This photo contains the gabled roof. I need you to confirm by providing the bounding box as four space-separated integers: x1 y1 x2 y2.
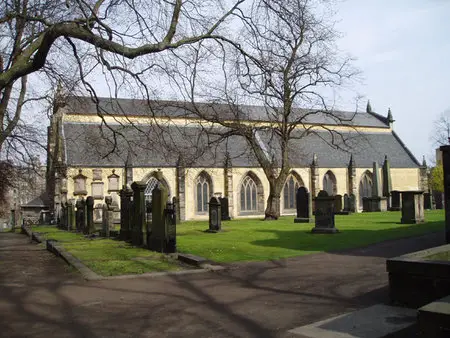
21 193 50 208
62 122 419 168
62 96 390 128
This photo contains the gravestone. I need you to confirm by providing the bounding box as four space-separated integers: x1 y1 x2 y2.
119 187 133 241
75 197 86 232
131 181 147 246
441 145 450 243
424 193 432 210
365 162 388 212
294 187 311 223
390 191 402 211
66 200 74 230
148 185 176 253
85 196 95 234
311 190 338 234
219 197 231 221
172 196 181 224
343 194 350 212
102 196 114 237
207 196 222 232
334 195 343 213
349 194 356 213
401 191 425 224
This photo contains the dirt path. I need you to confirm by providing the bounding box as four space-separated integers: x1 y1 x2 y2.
0 230 444 338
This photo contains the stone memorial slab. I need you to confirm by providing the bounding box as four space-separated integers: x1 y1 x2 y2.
207 196 222 232
294 187 311 223
219 197 231 221
311 190 338 234
390 191 401 211
400 191 425 224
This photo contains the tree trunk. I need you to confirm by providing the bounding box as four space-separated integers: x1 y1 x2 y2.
265 182 283 220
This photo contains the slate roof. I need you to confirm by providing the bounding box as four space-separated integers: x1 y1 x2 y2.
21 193 50 208
63 96 390 128
63 122 420 168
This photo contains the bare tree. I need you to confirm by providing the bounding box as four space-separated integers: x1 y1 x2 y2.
0 0 246 154
431 109 450 148
179 0 358 219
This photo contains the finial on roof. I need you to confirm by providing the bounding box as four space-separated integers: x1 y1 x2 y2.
366 100 372 113
125 150 133 167
312 153 318 166
387 108 394 123
422 155 427 167
348 154 355 167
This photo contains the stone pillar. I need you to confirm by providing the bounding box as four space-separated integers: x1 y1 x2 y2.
310 154 319 211
125 151 133 188
131 181 147 246
102 196 114 237
347 154 357 195
382 155 393 208
224 153 234 218
440 145 450 243
419 156 429 193
85 196 95 234
176 159 186 222
66 201 73 230
119 187 133 241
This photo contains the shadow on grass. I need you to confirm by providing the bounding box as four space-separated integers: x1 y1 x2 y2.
250 220 446 259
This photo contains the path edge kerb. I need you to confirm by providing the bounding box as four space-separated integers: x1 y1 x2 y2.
45 239 225 281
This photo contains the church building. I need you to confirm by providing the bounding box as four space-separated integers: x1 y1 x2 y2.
46 95 426 221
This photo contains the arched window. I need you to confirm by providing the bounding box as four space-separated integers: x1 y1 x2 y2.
323 171 337 196
359 171 373 207
283 175 300 209
195 173 211 213
240 176 258 211
144 175 170 202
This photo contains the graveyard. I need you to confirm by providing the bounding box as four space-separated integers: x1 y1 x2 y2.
31 209 445 277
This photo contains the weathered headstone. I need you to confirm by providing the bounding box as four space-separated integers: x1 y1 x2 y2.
390 191 402 211
219 197 231 221
294 187 311 223
334 195 343 213
343 194 350 212
441 145 450 243
364 162 388 212
423 193 432 210
66 200 73 230
101 196 114 237
311 190 338 234
119 187 133 241
148 184 176 253
349 193 356 213
382 155 393 198
85 196 95 234
75 197 86 232
401 191 425 224
207 196 222 232
172 196 181 224
131 181 147 246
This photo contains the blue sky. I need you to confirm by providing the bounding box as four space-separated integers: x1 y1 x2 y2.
335 0 450 163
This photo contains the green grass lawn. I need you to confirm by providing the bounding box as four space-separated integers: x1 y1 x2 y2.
33 210 445 275
33 227 183 276
176 210 445 263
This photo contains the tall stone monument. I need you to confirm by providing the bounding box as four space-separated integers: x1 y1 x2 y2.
400 191 425 224
365 162 388 212
207 196 222 232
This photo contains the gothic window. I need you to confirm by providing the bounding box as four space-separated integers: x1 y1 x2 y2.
144 175 170 202
145 177 159 202
196 174 211 213
283 175 300 209
240 176 258 211
323 171 337 196
359 171 373 206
